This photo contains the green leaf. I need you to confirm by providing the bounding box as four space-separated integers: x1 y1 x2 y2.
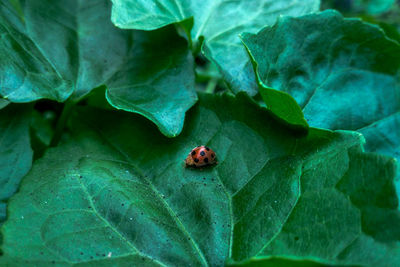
0 0 72 102
111 0 320 95
2 93 398 265
1 0 196 137
261 149 400 265
359 112 400 197
105 27 197 137
241 32 308 129
258 87 308 130
0 104 33 222
8 0 132 100
241 10 400 198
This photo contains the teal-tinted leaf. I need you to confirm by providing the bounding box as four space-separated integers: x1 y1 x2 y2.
261 148 400 266
111 0 320 95
0 0 72 102
359 113 400 197
0 93 299 265
105 27 197 137
8 0 133 100
1 0 196 136
2 93 398 265
242 10 400 129
241 10 400 196
242 39 308 129
258 87 308 130
0 104 33 222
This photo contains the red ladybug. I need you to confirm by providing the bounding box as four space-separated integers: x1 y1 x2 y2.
185 146 217 167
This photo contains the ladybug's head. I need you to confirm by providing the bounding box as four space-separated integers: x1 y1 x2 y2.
185 154 195 166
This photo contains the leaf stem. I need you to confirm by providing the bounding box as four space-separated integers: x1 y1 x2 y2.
50 99 76 147
205 77 219 94
185 29 193 51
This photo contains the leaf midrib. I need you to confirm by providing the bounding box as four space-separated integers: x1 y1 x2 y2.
74 171 168 267
88 125 210 266
356 110 400 132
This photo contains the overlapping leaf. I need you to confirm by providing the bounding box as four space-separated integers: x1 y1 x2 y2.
260 149 400 266
0 1 72 102
241 10 400 196
0 104 32 223
0 0 196 137
1 93 398 266
111 0 320 95
105 28 197 137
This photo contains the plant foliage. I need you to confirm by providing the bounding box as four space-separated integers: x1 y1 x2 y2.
0 0 399 266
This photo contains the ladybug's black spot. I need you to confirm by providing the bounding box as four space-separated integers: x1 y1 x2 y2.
200 151 205 156
205 147 210 151
191 151 196 156
204 157 209 163
194 158 199 163
211 153 215 158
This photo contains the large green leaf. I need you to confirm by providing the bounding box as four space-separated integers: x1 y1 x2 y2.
0 0 72 102
0 0 196 137
241 10 400 197
0 104 33 223
111 0 320 95
261 149 400 266
1 93 398 265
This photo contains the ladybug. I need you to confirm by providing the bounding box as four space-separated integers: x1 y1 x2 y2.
185 146 217 167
